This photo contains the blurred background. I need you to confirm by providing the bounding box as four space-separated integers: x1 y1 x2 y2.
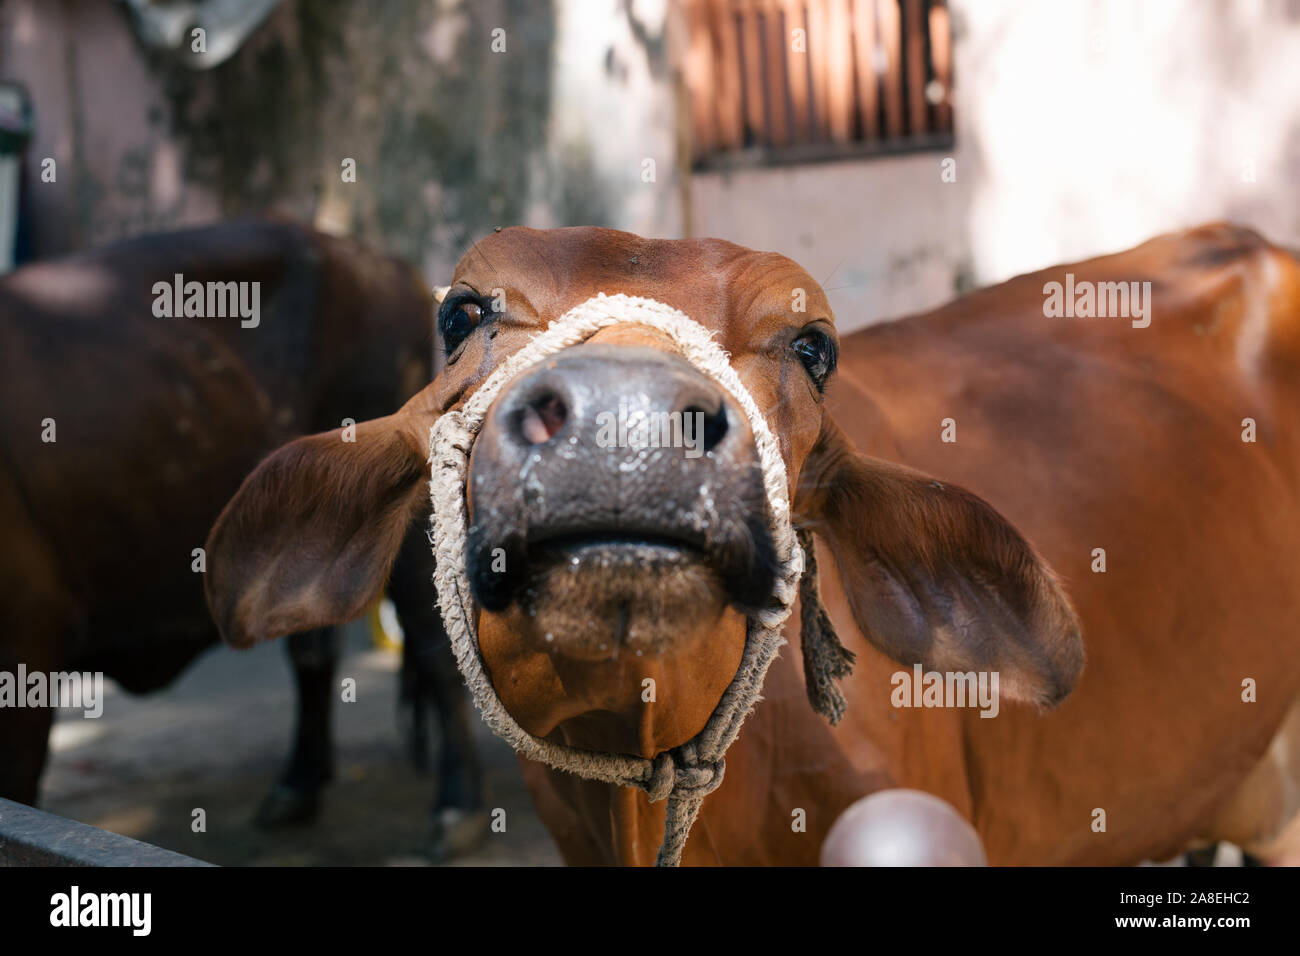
3 0 1297 325
0 0 1296 865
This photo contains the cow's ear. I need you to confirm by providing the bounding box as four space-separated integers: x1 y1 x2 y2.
794 417 1084 707
205 393 437 648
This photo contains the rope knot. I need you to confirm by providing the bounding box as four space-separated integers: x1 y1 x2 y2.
644 751 726 803
645 752 676 802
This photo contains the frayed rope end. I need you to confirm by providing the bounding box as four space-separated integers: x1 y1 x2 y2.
796 527 856 725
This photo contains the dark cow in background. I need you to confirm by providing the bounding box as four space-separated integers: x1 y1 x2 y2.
0 221 484 858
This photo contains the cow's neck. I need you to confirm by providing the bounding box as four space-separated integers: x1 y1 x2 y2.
530 649 918 865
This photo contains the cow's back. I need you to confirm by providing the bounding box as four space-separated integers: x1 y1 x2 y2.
825 223 1300 863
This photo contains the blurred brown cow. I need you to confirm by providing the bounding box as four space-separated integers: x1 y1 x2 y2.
0 221 484 858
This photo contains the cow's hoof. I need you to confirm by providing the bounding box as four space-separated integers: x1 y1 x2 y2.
424 807 491 862
254 784 322 828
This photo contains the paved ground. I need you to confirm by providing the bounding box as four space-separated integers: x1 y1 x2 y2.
39 625 563 866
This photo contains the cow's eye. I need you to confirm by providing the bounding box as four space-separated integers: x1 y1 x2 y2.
792 329 837 390
439 298 484 354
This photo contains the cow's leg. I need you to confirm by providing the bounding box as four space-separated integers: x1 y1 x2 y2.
0 477 69 805
388 520 489 861
419 629 490 860
255 626 339 827
1246 696 1300 865
399 630 432 772
0 611 59 805
0 695 55 806
1200 693 1300 865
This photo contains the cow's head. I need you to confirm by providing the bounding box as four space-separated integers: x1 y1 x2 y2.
205 227 1082 760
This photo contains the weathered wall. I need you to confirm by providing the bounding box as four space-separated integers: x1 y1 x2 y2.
0 0 683 282
158 0 558 278
1 0 220 255
0 0 560 279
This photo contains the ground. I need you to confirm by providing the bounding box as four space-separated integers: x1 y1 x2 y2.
39 624 562 866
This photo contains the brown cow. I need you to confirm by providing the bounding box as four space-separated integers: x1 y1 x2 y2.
204 222 1300 865
0 221 485 857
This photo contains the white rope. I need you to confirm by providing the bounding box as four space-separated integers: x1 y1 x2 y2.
427 293 804 866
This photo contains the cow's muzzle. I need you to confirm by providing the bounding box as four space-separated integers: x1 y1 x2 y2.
465 343 776 657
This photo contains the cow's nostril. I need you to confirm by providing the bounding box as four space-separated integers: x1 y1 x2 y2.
517 392 568 445
685 403 729 452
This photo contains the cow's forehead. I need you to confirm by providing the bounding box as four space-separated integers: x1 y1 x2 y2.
450 226 833 330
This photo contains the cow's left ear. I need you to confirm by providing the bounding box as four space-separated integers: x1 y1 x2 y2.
204 389 438 649
794 417 1084 707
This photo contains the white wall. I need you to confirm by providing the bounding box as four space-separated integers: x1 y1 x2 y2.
529 0 683 238
691 154 968 331
958 0 1300 283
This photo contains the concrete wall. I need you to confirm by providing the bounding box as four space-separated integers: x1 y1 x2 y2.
0 0 222 255
691 153 971 333
690 0 1300 332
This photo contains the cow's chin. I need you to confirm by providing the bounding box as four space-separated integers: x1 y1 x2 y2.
517 540 729 661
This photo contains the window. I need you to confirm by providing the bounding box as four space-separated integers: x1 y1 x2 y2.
683 0 954 168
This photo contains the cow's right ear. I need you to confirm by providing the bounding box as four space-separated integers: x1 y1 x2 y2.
794 416 1084 708
204 393 437 648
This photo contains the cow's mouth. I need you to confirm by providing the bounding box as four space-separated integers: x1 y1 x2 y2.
467 509 775 660
524 534 725 659
529 530 708 561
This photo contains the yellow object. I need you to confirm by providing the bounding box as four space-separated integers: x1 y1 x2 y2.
367 596 404 652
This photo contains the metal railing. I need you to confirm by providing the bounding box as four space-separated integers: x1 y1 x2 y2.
0 798 213 867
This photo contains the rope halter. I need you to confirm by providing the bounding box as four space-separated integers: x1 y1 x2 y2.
427 293 805 866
